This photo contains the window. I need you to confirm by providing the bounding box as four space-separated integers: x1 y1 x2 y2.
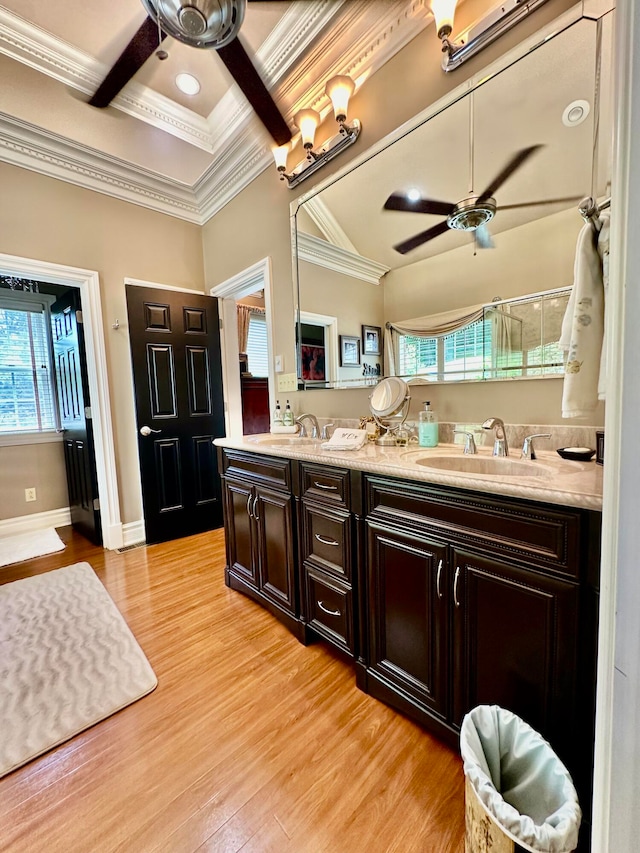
0 296 57 433
398 318 488 381
245 312 268 377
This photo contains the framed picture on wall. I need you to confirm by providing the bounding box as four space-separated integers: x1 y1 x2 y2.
362 324 382 356
339 335 361 367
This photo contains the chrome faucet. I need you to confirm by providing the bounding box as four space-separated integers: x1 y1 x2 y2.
295 413 320 438
482 417 509 457
454 429 478 455
320 422 335 440
521 433 551 460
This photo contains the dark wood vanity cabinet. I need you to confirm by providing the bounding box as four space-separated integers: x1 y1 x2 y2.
361 474 600 821
220 449 300 637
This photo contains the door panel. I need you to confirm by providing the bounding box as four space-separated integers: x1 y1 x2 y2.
51 290 102 545
256 488 296 613
126 285 225 544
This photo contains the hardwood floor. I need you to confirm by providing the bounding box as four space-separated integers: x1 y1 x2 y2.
0 527 465 853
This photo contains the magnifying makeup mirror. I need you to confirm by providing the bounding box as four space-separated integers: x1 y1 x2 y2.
369 377 410 445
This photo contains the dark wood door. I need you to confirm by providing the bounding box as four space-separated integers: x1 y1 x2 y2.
126 285 225 544
451 548 579 749
51 289 102 545
366 521 448 719
255 485 296 614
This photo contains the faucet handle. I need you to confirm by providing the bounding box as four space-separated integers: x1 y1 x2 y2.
321 423 335 440
521 433 551 460
454 430 477 455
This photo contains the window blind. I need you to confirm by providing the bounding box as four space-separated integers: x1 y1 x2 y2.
0 302 57 433
246 313 268 377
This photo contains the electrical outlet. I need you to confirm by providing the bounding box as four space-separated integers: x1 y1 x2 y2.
25 487 37 502
277 372 297 392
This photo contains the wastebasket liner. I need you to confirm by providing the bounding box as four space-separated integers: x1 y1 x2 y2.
460 705 581 853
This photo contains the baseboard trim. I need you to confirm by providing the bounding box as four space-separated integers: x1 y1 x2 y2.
0 507 72 536
122 519 145 548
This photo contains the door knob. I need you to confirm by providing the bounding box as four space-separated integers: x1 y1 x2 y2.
140 425 162 436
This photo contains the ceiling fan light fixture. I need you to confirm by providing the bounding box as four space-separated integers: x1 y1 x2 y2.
175 72 201 95
407 188 422 202
447 197 497 231
141 0 245 49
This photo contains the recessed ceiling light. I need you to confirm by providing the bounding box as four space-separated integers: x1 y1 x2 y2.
562 99 590 127
176 73 201 96
407 188 421 202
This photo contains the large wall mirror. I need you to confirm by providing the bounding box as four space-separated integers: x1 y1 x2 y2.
292 6 613 389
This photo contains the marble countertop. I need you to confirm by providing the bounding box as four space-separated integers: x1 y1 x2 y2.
214 434 603 511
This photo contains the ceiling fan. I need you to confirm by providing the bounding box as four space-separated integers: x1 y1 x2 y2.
383 145 581 255
89 0 293 147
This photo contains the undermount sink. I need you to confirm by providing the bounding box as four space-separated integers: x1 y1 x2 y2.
406 455 553 478
252 436 318 446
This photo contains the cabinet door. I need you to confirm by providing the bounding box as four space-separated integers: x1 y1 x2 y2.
224 478 257 587
452 549 579 747
255 486 297 614
367 521 448 719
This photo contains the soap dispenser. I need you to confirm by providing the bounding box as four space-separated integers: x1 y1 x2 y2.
418 401 438 447
283 400 294 427
273 399 283 427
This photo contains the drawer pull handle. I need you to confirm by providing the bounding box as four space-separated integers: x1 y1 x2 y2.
454 566 461 608
313 481 338 491
318 600 341 617
246 494 254 519
252 495 260 521
436 559 443 599
315 533 339 547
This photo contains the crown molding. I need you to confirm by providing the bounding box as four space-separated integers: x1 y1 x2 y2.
297 232 389 285
304 197 358 253
0 112 202 222
0 2 433 223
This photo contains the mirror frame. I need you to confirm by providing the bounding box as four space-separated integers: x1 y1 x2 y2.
290 1 594 390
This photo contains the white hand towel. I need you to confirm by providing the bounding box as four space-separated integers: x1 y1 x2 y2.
560 215 607 418
321 427 367 451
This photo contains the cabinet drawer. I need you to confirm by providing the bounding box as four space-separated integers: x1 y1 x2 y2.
366 475 581 578
301 502 351 578
305 566 354 655
300 463 350 509
221 449 291 491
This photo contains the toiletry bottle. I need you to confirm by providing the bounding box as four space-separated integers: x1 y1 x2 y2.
273 400 283 427
283 400 294 426
418 401 438 447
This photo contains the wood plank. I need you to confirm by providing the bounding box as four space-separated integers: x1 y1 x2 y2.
0 527 465 853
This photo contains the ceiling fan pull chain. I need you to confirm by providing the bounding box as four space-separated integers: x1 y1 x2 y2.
468 91 475 195
156 14 168 60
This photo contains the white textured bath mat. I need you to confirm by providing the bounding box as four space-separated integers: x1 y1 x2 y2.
0 562 157 777
0 527 65 568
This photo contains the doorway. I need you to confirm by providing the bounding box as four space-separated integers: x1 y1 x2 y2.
210 258 276 437
0 252 121 549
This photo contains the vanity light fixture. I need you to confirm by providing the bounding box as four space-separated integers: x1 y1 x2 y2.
273 74 361 190
431 0 551 73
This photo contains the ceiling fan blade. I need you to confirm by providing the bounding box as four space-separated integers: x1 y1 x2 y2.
216 36 292 146
89 16 162 108
476 145 543 205
498 196 584 211
475 224 494 249
393 219 451 255
384 193 455 216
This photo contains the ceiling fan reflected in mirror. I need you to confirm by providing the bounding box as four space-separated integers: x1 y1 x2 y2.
383 145 582 255
89 0 293 146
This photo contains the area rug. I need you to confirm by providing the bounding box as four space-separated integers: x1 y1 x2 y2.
0 527 65 568
0 562 158 777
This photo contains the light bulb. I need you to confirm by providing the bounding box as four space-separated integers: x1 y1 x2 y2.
407 188 421 202
325 75 355 123
272 145 289 172
294 108 321 150
429 0 458 39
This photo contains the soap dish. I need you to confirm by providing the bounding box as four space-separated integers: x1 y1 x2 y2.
556 447 596 461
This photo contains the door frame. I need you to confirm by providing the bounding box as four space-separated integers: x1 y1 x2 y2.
209 257 275 437
0 252 122 549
